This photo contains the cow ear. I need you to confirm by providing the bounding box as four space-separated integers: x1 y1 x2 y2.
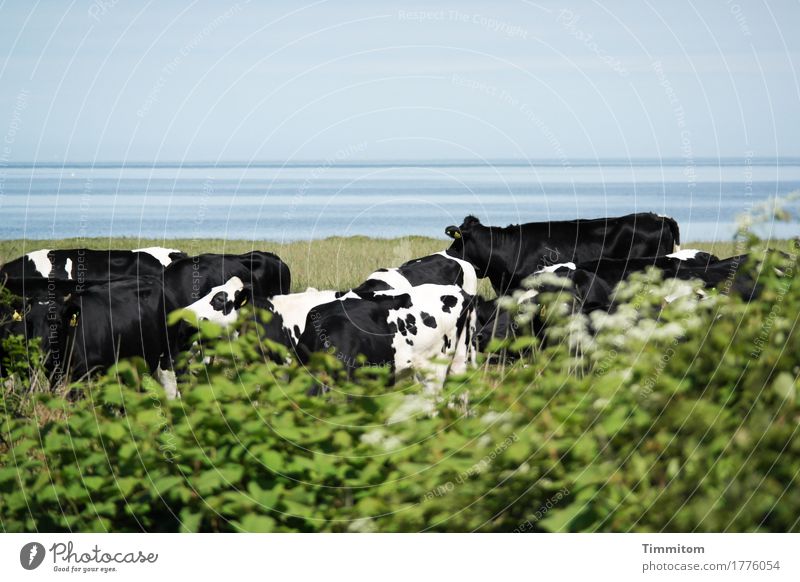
445 225 462 239
66 305 81 327
234 286 252 309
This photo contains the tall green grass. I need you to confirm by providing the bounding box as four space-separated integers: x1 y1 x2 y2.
1 237 796 296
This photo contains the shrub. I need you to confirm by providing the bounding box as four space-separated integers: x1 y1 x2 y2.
0 246 798 532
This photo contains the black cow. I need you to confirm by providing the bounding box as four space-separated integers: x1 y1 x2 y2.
474 298 513 353
0 280 78 379
1 249 166 280
62 276 170 381
445 213 680 294
475 268 613 353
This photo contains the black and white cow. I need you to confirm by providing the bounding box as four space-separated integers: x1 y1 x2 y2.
353 251 478 295
213 252 478 362
250 288 360 356
445 213 680 294
132 247 188 267
163 251 290 309
541 249 718 289
668 254 761 300
180 276 252 328
159 251 291 378
176 279 359 360
541 249 762 301
297 284 476 391
1 249 166 280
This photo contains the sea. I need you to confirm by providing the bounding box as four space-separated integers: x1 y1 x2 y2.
1 159 799 243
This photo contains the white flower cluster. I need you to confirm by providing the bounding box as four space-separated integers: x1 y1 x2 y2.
497 272 576 327
386 393 436 425
590 273 708 355
361 428 403 451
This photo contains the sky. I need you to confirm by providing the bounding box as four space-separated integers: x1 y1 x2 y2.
0 0 798 163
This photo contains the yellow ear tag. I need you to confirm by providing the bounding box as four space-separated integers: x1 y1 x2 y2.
453 231 462 239
240 297 248 306
12 310 22 322
69 313 78 327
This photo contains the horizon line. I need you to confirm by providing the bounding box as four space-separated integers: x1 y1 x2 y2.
4 156 800 169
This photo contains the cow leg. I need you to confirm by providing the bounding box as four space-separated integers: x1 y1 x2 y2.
447 391 470 415
417 361 449 398
450 309 476 374
156 365 180 400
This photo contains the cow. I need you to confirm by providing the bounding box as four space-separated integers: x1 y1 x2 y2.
61 276 171 384
132 247 188 267
0 249 165 280
249 288 362 355
202 252 478 364
163 251 290 309
296 284 476 393
0 273 182 392
666 254 761 300
158 251 290 379
542 250 766 301
353 251 478 295
474 297 513 354
541 248 719 290
0 277 125 379
175 280 360 361
181 276 252 328
475 268 613 354
0 278 89 380
444 213 680 294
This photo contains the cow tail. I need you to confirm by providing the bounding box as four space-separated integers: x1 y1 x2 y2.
665 216 681 252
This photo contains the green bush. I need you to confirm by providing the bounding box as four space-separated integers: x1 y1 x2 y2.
0 245 798 532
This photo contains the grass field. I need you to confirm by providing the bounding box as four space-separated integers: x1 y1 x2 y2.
1 236 796 296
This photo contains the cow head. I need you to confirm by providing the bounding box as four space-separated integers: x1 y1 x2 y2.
445 215 481 242
445 216 492 278
0 295 29 344
2 295 76 379
169 251 189 263
203 282 252 324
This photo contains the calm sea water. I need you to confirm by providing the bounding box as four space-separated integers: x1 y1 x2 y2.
1 160 799 243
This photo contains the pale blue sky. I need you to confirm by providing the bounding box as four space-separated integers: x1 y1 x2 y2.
1 0 798 162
